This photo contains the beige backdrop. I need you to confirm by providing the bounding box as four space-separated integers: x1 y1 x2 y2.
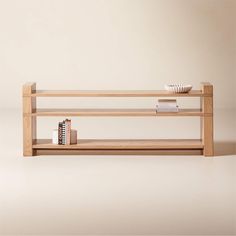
0 0 235 109
0 1 236 235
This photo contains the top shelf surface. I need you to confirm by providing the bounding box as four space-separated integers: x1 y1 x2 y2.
30 90 208 97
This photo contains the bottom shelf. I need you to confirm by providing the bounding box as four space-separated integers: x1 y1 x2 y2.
33 139 203 155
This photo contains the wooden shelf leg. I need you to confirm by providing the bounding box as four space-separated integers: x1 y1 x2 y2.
201 82 214 156
23 82 37 156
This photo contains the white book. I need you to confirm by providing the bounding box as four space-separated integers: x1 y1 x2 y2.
157 99 178 112
158 101 177 104
156 105 179 112
158 104 177 108
52 129 58 144
158 101 177 107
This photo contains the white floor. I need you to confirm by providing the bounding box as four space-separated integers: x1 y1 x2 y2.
0 109 235 235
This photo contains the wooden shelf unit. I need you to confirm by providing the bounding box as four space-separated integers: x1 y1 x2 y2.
22 82 214 156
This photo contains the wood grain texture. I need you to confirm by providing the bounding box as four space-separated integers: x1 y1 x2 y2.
23 82 37 156
35 149 203 156
31 108 207 117
31 90 208 97
33 139 204 150
201 82 214 156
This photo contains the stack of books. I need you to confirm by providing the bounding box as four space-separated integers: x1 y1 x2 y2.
156 99 179 112
52 119 77 145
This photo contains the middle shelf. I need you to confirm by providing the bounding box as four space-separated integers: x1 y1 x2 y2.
31 108 205 117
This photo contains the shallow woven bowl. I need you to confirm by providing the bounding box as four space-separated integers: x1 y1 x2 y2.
165 84 192 93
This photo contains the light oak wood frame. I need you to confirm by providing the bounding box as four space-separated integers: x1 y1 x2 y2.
23 82 37 156
200 82 214 156
22 82 214 157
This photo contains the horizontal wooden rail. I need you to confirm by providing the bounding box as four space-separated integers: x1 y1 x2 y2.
35 149 203 155
29 108 211 117
29 90 209 97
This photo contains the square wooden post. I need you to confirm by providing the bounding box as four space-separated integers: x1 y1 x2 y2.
201 82 214 156
23 82 37 156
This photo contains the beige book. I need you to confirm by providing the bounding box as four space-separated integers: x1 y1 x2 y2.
70 129 77 144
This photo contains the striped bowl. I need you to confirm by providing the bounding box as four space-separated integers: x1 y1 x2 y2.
164 84 192 93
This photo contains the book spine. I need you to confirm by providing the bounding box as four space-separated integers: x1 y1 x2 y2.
65 119 71 145
62 121 66 145
58 122 63 145
158 99 177 103
64 120 68 145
